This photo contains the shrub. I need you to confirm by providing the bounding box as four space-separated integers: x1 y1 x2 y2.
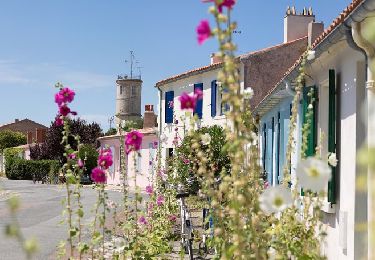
5 158 60 183
4 147 24 174
0 130 26 152
78 144 98 177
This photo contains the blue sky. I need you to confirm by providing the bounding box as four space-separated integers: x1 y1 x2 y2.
0 0 350 130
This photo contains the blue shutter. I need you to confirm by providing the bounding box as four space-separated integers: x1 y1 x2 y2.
211 80 217 117
266 119 274 185
194 83 203 119
165 91 174 123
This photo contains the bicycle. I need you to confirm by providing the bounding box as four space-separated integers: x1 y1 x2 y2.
176 190 194 260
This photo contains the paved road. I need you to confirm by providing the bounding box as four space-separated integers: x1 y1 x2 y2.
0 179 124 260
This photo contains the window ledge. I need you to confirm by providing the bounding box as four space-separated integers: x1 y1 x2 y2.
214 115 226 120
321 201 336 214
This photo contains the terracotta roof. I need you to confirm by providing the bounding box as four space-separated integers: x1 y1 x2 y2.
155 37 308 88
0 119 47 130
255 0 364 111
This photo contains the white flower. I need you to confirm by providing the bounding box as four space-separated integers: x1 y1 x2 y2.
201 133 211 145
251 131 258 145
243 87 254 100
328 153 338 167
296 157 332 192
307 50 316 61
308 104 313 109
259 185 293 215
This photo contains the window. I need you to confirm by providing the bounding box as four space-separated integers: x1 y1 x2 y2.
194 83 203 119
131 86 137 96
165 91 174 123
120 86 123 95
220 87 230 115
328 69 337 203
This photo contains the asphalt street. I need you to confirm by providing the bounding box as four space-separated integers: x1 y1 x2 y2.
0 178 124 260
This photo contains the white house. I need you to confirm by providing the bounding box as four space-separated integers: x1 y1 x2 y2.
255 0 375 259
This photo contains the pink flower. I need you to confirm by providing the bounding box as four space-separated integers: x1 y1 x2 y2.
98 148 113 169
179 92 196 110
183 158 190 164
145 185 153 195
168 100 174 109
55 87 75 106
138 216 148 225
91 167 106 183
59 105 71 116
194 88 203 100
148 202 154 211
125 130 143 154
153 141 158 149
68 153 76 160
55 116 64 126
196 20 211 45
168 214 177 222
78 159 84 168
156 195 165 206
203 0 236 13
264 181 269 189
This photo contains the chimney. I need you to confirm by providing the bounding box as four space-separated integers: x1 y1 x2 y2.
35 128 46 143
143 105 156 128
27 132 33 144
210 53 223 65
308 21 324 47
15 119 19 123
284 6 315 43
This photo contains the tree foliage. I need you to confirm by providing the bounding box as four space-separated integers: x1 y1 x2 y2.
30 118 102 162
0 130 26 152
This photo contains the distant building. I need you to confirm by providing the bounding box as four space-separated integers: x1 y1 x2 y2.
0 118 47 143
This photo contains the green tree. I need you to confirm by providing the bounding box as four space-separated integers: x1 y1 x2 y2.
0 130 26 152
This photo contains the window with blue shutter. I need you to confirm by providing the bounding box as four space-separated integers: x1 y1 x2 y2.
302 86 317 157
165 91 174 123
221 87 230 115
211 80 217 117
262 123 267 177
328 69 336 203
194 83 203 119
266 119 274 185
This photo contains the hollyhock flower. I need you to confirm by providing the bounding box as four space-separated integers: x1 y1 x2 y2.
201 133 211 145
156 195 165 206
264 180 269 189
196 20 211 45
59 105 71 116
138 216 148 225
55 87 75 106
203 0 236 13
98 148 113 169
91 167 106 184
179 92 197 110
194 88 203 100
168 100 174 109
153 141 158 149
243 87 254 100
145 185 153 195
78 159 84 168
328 153 338 167
148 202 154 211
68 153 76 160
169 214 177 222
296 157 332 192
183 158 190 165
55 116 64 126
125 130 143 154
259 185 293 215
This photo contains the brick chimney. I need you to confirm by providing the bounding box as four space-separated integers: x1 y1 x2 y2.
308 21 324 47
210 53 222 65
27 131 33 144
284 6 315 43
143 105 156 128
35 128 46 143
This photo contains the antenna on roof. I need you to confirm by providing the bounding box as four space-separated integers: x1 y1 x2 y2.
124 51 141 79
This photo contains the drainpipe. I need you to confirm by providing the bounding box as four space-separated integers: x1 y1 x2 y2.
352 21 375 260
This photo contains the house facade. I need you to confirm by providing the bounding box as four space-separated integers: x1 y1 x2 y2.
255 0 375 259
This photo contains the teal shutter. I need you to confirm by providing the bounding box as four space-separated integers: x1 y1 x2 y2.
194 83 203 119
262 123 267 178
266 119 274 185
211 80 217 117
165 91 174 123
328 70 336 203
302 85 317 157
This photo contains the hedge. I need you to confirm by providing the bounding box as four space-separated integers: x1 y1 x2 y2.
6 158 60 184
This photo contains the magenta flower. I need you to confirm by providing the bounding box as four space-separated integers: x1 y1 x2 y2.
156 195 165 206
78 159 84 168
145 185 153 195
179 92 197 110
55 116 64 126
203 0 236 13
59 105 71 116
194 88 203 100
91 167 106 183
68 153 76 160
55 87 75 106
98 148 113 169
125 130 144 154
196 20 211 45
168 100 174 109
153 141 158 149
169 214 177 222
138 216 148 225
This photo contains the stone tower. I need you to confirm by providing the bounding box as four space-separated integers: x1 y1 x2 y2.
115 76 142 126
